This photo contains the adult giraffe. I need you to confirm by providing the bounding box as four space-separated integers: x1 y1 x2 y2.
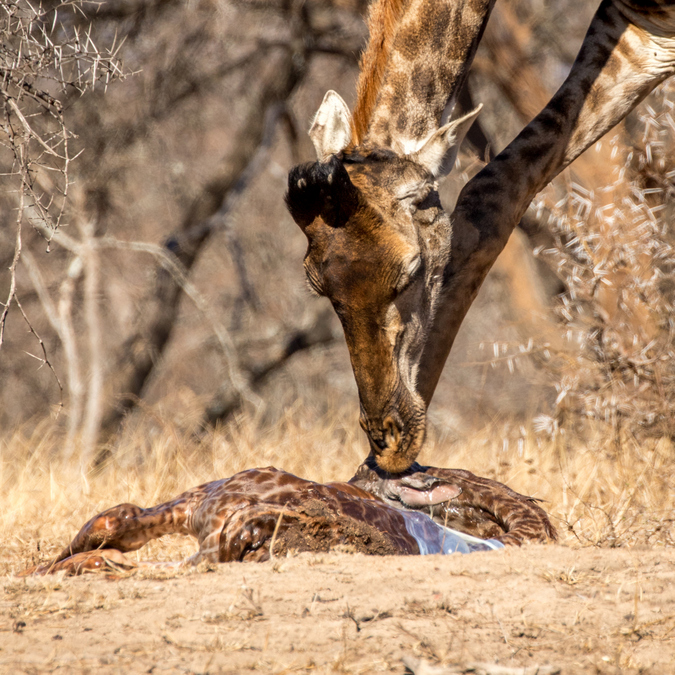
286 0 675 472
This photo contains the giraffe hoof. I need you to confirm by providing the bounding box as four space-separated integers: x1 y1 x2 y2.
21 550 137 576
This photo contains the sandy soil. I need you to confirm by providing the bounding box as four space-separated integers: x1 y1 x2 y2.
2 545 675 674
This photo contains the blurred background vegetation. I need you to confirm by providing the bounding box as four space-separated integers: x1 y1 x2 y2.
1 0 674 484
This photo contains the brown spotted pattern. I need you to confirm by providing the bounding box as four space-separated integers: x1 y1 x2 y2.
363 0 494 150
22 465 555 576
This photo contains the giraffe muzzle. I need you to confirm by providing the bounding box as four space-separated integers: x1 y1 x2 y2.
363 412 426 474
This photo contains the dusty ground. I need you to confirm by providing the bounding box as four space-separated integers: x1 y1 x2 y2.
2 544 675 674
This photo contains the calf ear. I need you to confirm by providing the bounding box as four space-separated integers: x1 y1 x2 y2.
397 483 462 507
414 105 482 178
309 91 353 161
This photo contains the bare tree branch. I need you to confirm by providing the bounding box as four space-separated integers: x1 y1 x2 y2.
14 293 64 410
1 0 126 248
79 221 103 463
0 213 23 348
201 308 337 430
96 236 258 408
96 7 310 440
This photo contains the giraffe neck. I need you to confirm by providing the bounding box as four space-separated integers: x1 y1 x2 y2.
352 0 495 152
416 0 675 404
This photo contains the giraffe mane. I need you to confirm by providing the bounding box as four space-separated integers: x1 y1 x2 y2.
350 0 409 147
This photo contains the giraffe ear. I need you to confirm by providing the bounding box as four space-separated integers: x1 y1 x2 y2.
309 90 353 162
415 104 482 178
397 483 462 507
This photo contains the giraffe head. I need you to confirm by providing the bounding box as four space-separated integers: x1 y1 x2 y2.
286 91 479 472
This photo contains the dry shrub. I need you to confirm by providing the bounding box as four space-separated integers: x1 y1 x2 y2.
491 82 675 447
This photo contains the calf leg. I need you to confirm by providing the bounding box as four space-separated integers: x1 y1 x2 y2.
25 498 192 575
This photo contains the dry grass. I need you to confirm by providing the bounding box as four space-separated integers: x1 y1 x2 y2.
2 404 674 577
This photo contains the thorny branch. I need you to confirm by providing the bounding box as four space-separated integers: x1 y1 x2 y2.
486 83 675 443
14 292 64 408
1 0 125 241
1 0 125 375
0 0 125 430
1 198 64 404
0 196 23 348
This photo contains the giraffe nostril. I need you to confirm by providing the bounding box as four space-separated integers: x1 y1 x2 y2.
383 416 401 445
372 436 388 451
361 414 405 454
368 417 402 453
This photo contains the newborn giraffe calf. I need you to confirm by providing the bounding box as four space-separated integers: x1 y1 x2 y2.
24 461 556 575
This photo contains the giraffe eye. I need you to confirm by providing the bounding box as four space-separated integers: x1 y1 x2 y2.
304 263 325 296
411 184 433 207
396 181 431 207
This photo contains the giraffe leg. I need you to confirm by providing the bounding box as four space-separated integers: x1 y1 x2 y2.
53 504 148 559
22 548 190 576
24 498 193 575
